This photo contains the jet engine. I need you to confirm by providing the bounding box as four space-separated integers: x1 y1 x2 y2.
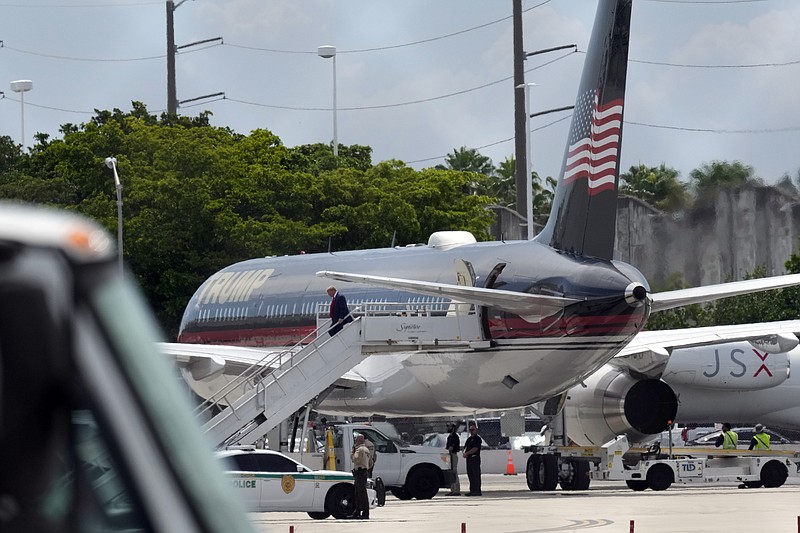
563 367 678 446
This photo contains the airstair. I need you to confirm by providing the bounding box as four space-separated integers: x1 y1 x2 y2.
195 302 484 450
196 319 365 449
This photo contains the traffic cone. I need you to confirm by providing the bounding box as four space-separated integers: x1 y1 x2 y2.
504 450 516 475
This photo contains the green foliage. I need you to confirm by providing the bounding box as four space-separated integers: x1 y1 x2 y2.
436 146 494 175
620 163 688 211
689 160 757 199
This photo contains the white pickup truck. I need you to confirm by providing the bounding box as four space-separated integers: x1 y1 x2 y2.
326 423 454 500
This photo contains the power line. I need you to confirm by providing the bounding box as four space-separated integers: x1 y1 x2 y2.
575 49 800 69
626 120 800 134
632 57 800 69
223 0 553 55
226 50 577 112
0 1 160 6
1 43 165 62
0 40 220 63
404 114 800 166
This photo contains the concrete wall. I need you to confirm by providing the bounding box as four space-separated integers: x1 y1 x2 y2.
614 184 800 287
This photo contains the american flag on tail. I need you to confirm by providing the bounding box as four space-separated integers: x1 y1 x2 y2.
563 89 623 196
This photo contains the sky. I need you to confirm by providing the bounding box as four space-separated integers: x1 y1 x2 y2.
1 0 799 186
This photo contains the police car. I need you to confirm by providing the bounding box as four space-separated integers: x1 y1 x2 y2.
217 449 379 519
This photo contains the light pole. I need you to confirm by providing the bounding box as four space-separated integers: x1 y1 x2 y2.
317 45 338 156
517 82 537 240
105 157 123 274
10 80 32 147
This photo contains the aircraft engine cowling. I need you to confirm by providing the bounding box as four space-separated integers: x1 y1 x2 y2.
563 366 678 446
663 343 790 391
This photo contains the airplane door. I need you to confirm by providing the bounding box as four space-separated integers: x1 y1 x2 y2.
481 263 507 339
449 259 476 317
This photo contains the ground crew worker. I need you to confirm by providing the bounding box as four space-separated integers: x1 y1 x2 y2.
748 424 771 450
714 423 738 449
350 434 371 519
445 422 461 495
462 421 482 496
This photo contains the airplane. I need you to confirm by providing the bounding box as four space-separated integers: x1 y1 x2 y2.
562 327 800 446
172 0 800 421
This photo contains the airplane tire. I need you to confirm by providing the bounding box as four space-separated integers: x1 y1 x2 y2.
626 480 648 491
761 460 788 488
560 459 590 490
527 454 558 491
526 455 540 490
646 464 673 491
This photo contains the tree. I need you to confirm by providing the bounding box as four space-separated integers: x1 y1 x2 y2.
620 163 688 211
0 135 23 173
689 160 756 198
436 146 494 175
475 155 555 222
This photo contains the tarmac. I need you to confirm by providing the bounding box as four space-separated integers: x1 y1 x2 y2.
248 474 800 533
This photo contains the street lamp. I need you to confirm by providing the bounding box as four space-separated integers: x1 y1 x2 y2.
10 80 32 147
516 82 537 240
317 45 338 156
105 157 123 274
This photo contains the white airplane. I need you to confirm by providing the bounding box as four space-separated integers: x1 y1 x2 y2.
562 327 800 446
168 0 800 421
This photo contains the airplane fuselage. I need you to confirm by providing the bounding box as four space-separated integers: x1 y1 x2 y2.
179 238 651 414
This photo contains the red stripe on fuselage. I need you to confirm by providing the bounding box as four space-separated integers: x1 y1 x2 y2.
179 310 644 346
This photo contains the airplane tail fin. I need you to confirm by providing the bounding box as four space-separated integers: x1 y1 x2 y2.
534 0 632 260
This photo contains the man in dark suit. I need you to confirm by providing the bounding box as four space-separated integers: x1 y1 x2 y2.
326 285 353 336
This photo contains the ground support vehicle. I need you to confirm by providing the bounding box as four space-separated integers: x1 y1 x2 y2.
218 448 377 519
523 436 800 492
324 423 454 500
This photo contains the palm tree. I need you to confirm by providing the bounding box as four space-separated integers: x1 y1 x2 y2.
620 163 688 211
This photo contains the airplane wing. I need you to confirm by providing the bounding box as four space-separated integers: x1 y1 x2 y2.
650 273 800 312
321 271 800 317
317 270 579 319
610 320 800 377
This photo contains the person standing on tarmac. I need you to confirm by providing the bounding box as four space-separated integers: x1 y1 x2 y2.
714 423 739 449
445 423 461 496
748 424 771 450
462 422 482 496
350 434 371 520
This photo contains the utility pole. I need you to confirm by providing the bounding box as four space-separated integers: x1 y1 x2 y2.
167 1 177 114
512 0 527 225
166 0 222 115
